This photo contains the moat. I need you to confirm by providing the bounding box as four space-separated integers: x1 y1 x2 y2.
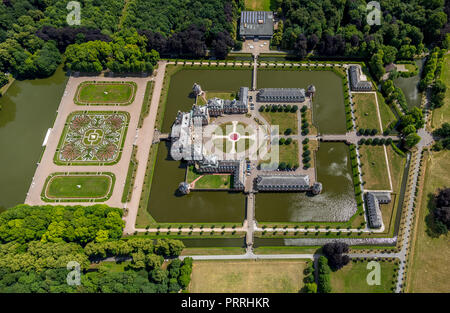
146 67 356 223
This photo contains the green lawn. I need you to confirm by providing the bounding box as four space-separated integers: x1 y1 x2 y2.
408 150 450 292
377 92 396 132
260 111 298 134
432 54 450 129
330 260 397 293
194 174 232 189
76 82 135 105
244 0 272 11
353 93 381 132
359 145 391 190
45 174 113 199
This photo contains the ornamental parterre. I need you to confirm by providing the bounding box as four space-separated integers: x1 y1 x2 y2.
55 111 129 165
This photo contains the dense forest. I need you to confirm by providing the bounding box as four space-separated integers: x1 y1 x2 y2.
0 205 192 293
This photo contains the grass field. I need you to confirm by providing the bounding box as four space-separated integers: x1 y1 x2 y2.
76 82 134 105
359 145 391 190
260 111 298 134
432 54 450 129
245 0 272 11
189 259 307 293
377 92 396 132
408 150 450 292
194 174 232 189
330 260 397 293
353 93 381 132
46 174 112 199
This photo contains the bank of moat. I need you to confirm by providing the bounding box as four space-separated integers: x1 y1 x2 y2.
167 83 322 196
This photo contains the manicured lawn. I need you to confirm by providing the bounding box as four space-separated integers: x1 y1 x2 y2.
76 82 135 105
359 145 391 190
260 111 298 134
377 92 396 132
189 259 307 293
379 146 406 232
353 93 381 132
194 174 232 189
408 150 450 292
245 0 272 11
330 260 397 293
46 174 112 199
198 92 235 106
432 54 450 129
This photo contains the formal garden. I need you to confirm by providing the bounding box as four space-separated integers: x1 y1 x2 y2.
54 111 130 165
74 81 137 106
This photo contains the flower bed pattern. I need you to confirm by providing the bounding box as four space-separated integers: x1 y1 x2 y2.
54 111 129 165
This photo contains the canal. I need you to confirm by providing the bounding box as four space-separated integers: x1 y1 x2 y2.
255 142 357 222
0 66 68 210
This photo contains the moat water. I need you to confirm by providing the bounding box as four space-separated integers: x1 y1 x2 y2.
0 66 68 210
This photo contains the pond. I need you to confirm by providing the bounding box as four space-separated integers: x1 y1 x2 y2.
257 69 347 134
393 59 425 108
146 68 253 223
0 66 68 210
255 142 357 222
